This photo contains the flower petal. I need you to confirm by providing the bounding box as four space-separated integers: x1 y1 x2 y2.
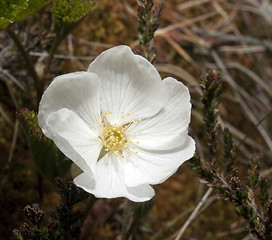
73 171 95 190
38 72 101 138
87 45 168 125
123 136 195 187
46 108 103 176
74 153 155 202
129 77 192 150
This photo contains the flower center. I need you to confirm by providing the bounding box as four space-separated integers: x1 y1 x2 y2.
102 126 128 152
94 111 141 157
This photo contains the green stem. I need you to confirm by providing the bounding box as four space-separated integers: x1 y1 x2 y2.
6 27 43 105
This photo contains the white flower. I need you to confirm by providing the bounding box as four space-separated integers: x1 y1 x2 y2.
38 45 195 202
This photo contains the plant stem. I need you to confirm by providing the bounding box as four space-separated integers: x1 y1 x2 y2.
175 188 213 240
37 172 44 200
82 195 97 221
236 109 272 150
46 37 60 72
6 27 43 105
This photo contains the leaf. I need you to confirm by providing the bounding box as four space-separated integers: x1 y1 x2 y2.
17 108 72 182
0 0 50 29
53 0 96 40
0 0 28 23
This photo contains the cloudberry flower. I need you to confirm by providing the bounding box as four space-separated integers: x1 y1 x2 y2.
38 46 195 202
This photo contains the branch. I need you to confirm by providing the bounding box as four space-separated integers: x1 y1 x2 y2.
6 27 42 104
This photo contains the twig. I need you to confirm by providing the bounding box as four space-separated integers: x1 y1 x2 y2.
156 11 218 36
8 120 19 165
46 37 59 72
224 61 272 96
67 34 75 63
0 43 12 60
0 68 26 91
78 38 115 48
206 62 271 112
223 122 269 154
29 51 95 61
6 27 42 103
0 120 19 191
192 28 272 51
242 233 257 240
193 106 271 158
211 50 272 151
0 104 13 126
218 45 265 53
177 0 211 11
236 109 272 150
121 0 138 17
164 36 196 65
174 188 213 240
217 227 247 238
155 63 201 90
6 80 18 108
67 34 85 69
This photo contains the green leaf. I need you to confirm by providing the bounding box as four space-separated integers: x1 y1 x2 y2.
0 0 50 29
53 0 96 40
17 108 71 182
0 0 28 23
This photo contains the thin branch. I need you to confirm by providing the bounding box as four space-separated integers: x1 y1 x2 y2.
0 120 19 191
236 109 272 150
0 68 26 91
46 37 59 72
8 120 19 165
29 51 95 61
0 104 13 126
6 27 42 103
211 50 272 151
192 28 272 51
174 188 213 240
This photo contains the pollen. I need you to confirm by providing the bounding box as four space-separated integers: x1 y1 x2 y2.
96 111 141 157
101 126 127 155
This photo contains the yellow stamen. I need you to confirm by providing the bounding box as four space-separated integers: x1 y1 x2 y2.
94 111 142 157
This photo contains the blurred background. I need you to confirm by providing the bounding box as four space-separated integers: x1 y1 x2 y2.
1 0 272 239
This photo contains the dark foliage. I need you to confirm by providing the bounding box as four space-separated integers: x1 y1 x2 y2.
137 0 162 63
190 70 272 239
13 178 90 240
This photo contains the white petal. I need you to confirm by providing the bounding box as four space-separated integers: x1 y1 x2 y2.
38 72 101 138
123 136 195 187
129 77 192 150
87 45 168 125
73 171 95 190
76 153 155 202
46 108 103 176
